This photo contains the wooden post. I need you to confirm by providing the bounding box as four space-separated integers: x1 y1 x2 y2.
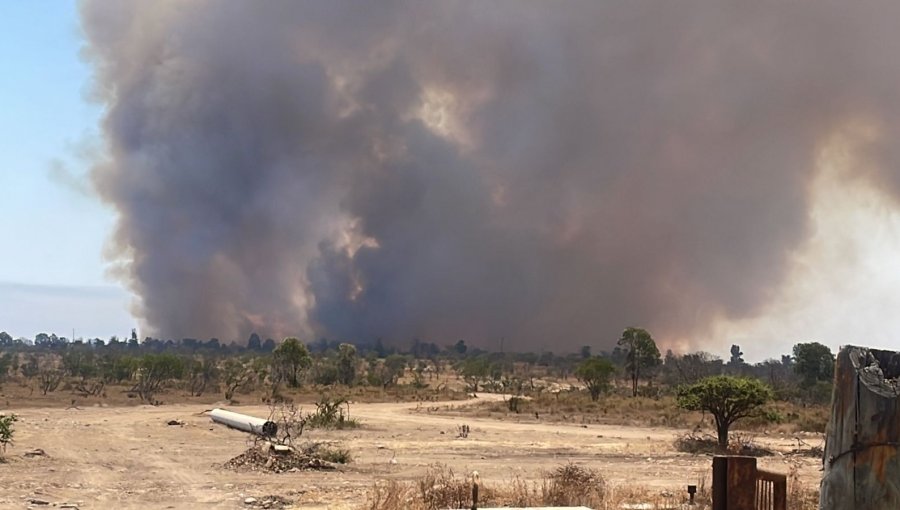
713 456 757 510
821 345 900 509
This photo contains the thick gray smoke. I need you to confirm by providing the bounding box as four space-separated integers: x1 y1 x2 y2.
80 1 900 350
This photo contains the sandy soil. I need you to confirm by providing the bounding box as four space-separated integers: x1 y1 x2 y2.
0 395 823 509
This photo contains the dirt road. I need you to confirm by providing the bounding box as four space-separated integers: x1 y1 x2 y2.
0 397 822 509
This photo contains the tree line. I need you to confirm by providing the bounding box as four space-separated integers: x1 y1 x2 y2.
0 327 836 412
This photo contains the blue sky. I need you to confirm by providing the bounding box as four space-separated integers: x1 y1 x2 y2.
0 3 133 340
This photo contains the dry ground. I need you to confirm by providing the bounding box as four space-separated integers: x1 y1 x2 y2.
0 395 823 509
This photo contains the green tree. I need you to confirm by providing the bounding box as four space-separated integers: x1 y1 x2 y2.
728 344 744 366
677 375 773 449
272 337 312 388
187 357 218 397
575 357 616 401
337 343 358 386
792 342 835 386
366 354 407 388
221 358 252 401
133 353 185 402
459 357 491 393
617 327 661 397
0 331 12 346
0 413 16 457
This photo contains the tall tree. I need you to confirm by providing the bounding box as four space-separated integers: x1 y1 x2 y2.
272 337 312 387
792 342 835 386
246 333 262 351
728 344 744 365
336 343 358 386
617 327 661 397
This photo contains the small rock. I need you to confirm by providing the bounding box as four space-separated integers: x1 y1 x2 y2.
244 497 257 505
27 499 50 506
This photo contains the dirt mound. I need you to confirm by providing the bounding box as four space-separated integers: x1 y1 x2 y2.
224 446 337 473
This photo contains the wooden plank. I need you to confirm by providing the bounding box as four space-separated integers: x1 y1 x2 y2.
821 346 900 509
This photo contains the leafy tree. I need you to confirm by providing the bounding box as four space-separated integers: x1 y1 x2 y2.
187 357 218 397
453 340 468 355
62 347 97 379
0 413 16 457
728 345 744 366
99 354 137 383
579 345 592 359
792 342 835 386
383 354 408 386
272 337 312 388
221 358 252 400
617 327 661 396
133 353 185 402
668 351 723 385
575 357 616 401
0 331 12 346
246 333 262 351
459 357 491 393
35 333 52 347
336 343 358 386
677 375 773 449
367 354 408 389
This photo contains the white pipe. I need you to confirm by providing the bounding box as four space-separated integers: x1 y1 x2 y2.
210 408 277 437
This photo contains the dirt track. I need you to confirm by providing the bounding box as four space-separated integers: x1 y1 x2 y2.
0 396 822 509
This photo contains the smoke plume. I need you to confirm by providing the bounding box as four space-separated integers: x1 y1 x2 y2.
80 1 900 351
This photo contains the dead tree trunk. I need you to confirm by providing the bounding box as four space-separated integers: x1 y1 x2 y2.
821 345 900 509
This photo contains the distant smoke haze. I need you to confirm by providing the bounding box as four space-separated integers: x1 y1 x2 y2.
79 1 900 351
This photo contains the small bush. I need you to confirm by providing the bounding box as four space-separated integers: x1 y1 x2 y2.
360 463 606 510
302 442 352 464
306 396 359 429
542 464 605 507
674 431 719 454
417 466 473 509
0 413 18 457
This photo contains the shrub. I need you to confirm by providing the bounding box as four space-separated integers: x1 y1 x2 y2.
0 413 17 458
306 396 359 429
542 464 606 507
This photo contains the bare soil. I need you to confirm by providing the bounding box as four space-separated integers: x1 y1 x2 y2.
0 394 823 509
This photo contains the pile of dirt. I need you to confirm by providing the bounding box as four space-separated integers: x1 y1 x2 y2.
224 446 337 473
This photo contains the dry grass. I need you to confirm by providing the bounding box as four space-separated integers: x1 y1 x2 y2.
441 390 829 434
360 463 705 510
361 462 820 510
